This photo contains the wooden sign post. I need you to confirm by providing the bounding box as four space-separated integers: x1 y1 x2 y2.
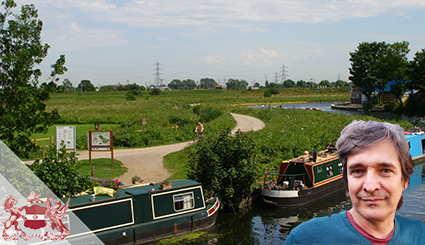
88 130 114 166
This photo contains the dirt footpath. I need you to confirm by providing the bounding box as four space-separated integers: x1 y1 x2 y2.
76 113 265 185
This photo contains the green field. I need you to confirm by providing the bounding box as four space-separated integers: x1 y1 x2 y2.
29 88 414 184
32 88 349 153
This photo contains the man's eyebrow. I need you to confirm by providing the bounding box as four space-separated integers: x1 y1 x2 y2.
377 162 397 169
347 163 364 170
348 162 397 170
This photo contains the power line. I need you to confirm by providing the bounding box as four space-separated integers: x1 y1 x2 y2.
281 64 288 83
154 61 163 86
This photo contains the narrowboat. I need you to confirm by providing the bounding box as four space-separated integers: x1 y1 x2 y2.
63 179 220 244
405 130 425 162
261 143 345 208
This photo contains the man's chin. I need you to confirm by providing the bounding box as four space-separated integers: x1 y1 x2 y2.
356 207 390 222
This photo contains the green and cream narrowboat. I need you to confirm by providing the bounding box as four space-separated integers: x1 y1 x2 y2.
63 179 220 244
261 144 345 208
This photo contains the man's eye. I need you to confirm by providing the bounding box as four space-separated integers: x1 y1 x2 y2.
351 169 363 174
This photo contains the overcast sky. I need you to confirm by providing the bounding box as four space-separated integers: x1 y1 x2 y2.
13 0 425 87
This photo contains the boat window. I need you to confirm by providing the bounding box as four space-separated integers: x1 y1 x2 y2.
317 166 323 173
326 165 334 177
173 193 194 212
338 162 343 173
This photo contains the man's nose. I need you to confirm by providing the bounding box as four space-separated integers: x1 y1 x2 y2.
363 171 380 192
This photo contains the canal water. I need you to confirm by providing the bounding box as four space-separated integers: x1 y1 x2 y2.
157 103 424 244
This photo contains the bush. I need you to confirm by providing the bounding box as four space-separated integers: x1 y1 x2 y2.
187 128 258 210
125 92 136 101
200 107 222 123
264 90 272 97
29 144 95 197
149 88 161 95
192 105 203 115
269 88 280 95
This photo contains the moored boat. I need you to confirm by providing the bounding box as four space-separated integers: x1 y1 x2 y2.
405 129 425 162
63 179 220 244
261 143 345 208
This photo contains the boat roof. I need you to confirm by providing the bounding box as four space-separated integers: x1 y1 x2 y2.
64 179 201 207
405 133 425 140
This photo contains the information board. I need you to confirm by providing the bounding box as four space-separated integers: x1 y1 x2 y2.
88 130 114 165
56 126 76 150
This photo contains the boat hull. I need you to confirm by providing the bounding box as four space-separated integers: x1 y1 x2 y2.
64 180 220 244
96 209 219 245
261 177 345 208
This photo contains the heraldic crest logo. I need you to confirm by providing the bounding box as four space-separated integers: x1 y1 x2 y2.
1 191 70 241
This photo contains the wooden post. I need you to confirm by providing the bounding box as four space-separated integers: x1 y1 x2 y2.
91 165 95 177
50 136 53 145
34 138 37 147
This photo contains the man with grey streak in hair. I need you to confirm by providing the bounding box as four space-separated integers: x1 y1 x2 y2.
285 120 425 245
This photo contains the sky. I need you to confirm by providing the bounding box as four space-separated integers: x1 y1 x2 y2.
11 0 425 87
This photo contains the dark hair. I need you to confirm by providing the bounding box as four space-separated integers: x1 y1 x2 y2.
336 120 413 210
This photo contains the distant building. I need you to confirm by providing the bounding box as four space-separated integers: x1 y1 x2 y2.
351 81 414 104
215 85 223 89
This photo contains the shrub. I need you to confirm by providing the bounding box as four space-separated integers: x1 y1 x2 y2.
264 90 272 97
29 144 95 197
269 88 280 95
149 88 161 95
192 105 203 115
187 128 258 210
125 92 136 101
200 107 222 123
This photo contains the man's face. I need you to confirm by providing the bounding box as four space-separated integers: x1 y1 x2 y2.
346 139 408 223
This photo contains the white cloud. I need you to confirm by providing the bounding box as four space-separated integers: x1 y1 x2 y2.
239 27 269 34
237 47 281 65
201 54 227 65
43 22 128 51
20 0 425 29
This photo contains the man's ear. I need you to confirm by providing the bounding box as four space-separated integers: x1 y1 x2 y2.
403 178 409 190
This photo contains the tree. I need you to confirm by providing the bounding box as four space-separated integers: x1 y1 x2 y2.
187 129 257 210
349 41 388 107
78 79 95 92
253 82 260 88
382 42 410 103
350 41 411 107
62 78 74 91
319 80 331 88
0 0 65 157
283 79 296 88
405 49 425 116
296 80 308 88
199 78 217 89
182 79 197 89
335 80 348 88
226 78 248 90
168 79 182 89
98 85 115 92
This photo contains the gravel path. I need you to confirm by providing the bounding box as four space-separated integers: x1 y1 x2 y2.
75 113 265 185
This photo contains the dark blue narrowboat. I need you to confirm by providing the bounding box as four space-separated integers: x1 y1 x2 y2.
63 179 220 244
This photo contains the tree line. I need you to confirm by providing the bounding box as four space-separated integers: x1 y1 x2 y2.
349 41 425 116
